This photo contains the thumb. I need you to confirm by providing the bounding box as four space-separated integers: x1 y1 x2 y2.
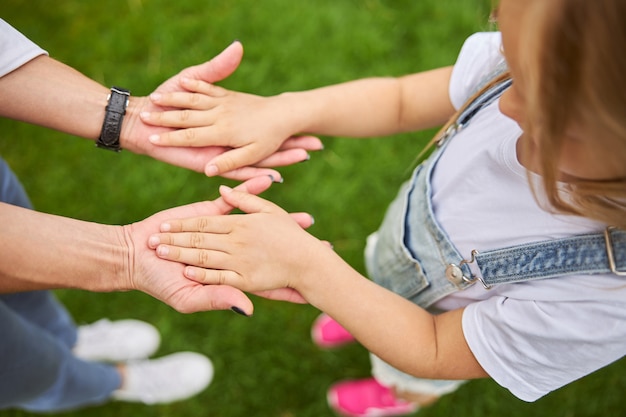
192 41 244 84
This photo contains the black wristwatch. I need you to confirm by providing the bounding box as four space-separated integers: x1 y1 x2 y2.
96 86 130 152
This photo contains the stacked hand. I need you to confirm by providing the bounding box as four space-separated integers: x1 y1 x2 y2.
124 41 322 181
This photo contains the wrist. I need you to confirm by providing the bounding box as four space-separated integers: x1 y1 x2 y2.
118 95 149 154
96 87 130 151
274 92 313 134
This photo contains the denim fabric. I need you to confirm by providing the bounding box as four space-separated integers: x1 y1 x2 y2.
476 229 626 285
0 157 120 411
364 76 622 395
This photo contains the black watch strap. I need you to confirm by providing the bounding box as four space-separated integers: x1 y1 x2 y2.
96 86 130 152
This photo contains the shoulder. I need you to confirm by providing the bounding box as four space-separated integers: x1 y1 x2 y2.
449 32 506 109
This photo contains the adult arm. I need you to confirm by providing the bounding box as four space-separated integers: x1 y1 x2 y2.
0 176 309 314
0 40 320 180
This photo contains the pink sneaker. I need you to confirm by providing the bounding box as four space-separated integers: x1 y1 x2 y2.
311 313 356 348
327 378 418 417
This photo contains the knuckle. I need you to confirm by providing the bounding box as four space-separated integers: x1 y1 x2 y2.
216 270 230 286
190 233 205 248
197 217 211 232
179 109 192 122
198 249 211 267
190 93 202 107
183 127 197 142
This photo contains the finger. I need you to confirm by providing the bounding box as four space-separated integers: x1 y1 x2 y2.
184 265 243 288
143 112 219 133
176 175 273 217
151 230 229 251
290 212 315 229
183 41 244 84
179 77 228 97
148 83 228 110
252 289 308 304
219 184 284 216
255 148 310 168
175 285 254 315
279 135 324 151
219 166 283 183
205 144 272 177
155 243 231 271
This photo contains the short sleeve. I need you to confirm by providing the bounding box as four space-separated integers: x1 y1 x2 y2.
449 32 505 109
0 19 48 78
462 277 626 401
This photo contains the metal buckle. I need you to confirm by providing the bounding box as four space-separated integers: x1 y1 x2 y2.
445 250 491 289
436 123 459 147
604 226 626 276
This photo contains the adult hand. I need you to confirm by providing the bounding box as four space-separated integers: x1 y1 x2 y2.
122 175 307 315
121 42 322 181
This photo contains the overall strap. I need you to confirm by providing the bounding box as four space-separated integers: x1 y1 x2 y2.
472 227 626 287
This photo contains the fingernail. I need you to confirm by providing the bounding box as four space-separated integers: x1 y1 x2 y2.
140 111 150 120
299 153 311 162
310 215 315 225
156 245 169 256
160 223 171 232
149 134 160 144
268 174 283 184
149 92 162 102
148 235 160 247
219 185 233 194
206 165 219 177
231 306 249 317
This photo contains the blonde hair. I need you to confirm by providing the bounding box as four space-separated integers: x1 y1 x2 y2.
521 0 626 229
418 1 626 229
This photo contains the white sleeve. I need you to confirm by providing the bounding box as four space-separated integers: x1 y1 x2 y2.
448 32 505 110
462 276 626 402
0 18 48 78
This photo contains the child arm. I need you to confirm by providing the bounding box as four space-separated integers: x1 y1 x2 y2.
149 186 487 380
142 65 455 177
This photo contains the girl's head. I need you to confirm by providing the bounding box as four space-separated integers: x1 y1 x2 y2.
497 0 626 228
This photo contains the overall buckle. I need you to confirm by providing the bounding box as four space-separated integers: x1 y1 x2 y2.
604 227 626 276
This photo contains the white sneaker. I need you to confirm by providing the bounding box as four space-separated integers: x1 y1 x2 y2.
73 319 161 362
112 352 214 404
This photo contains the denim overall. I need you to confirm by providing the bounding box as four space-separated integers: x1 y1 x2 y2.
364 78 626 394
0 158 120 411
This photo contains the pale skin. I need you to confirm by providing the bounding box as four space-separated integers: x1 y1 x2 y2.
0 36 325 302
147 0 626 395
0 41 323 182
0 176 313 313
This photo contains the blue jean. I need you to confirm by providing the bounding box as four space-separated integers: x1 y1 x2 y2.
0 158 120 412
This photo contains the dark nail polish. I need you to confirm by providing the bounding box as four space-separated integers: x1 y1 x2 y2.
231 306 249 317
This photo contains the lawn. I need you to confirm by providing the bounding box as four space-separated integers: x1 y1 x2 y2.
1 1 625 416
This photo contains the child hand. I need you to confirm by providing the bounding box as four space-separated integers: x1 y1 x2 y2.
140 77 322 177
148 185 332 297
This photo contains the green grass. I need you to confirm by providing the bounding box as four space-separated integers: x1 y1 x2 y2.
1 1 625 416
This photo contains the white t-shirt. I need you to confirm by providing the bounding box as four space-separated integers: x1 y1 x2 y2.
430 32 626 401
0 19 47 77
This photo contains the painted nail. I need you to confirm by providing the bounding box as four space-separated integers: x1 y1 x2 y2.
231 306 249 317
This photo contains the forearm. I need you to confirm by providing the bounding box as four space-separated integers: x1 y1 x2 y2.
0 202 130 293
276 66 455 138
298 250 486 380
0 55 146 149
